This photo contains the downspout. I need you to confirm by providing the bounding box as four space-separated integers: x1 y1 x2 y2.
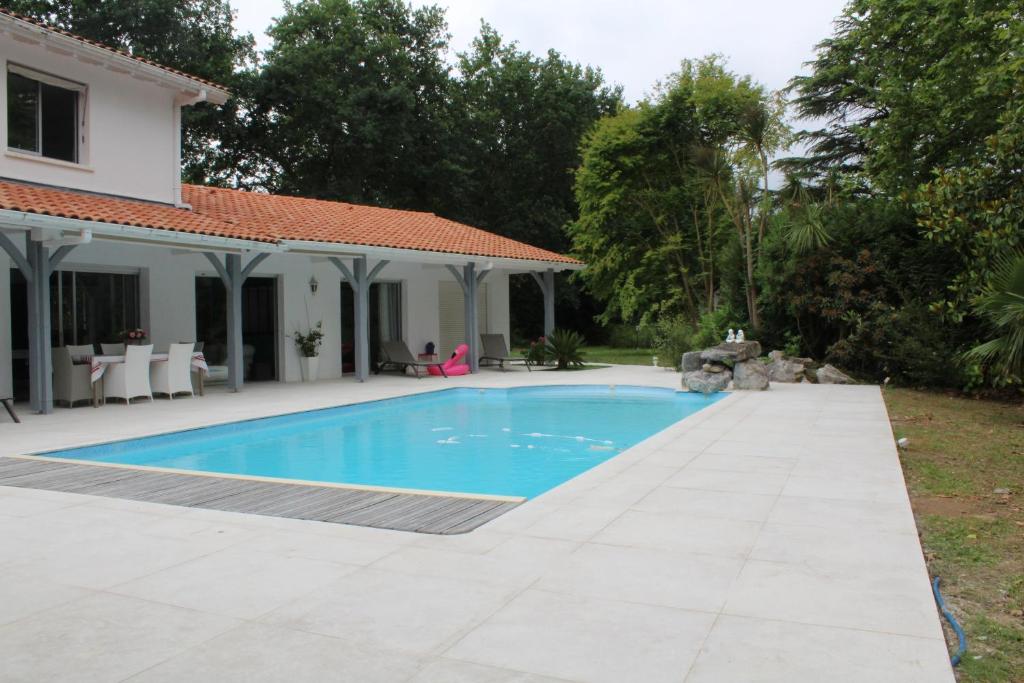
173 89 207 208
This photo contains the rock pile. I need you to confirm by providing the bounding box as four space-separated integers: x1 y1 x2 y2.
682 341 768 393
681 343 858 393
767 350 813 383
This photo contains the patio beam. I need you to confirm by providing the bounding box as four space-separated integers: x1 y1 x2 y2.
352 256 371 382
329 256 376 382
204 252 268 392
25 236 53 413
464 263 479 373
446 264 482 372
530 268 556 337
48 244 77 274
0 231 32 281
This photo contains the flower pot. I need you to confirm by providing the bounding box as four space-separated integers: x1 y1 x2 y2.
299 356 319 382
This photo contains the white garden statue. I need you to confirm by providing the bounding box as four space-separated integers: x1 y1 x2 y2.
736 329 746 342
726 329 736 343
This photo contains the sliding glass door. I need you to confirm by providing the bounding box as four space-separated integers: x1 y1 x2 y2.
9 268 141 399
340 281 402 373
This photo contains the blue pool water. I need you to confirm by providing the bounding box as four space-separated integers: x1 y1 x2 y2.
40 385 720 499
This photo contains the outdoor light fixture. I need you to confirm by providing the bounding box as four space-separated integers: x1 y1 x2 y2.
309 275 319 295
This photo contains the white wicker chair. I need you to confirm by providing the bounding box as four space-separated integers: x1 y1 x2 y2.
100 342 126 356
52 347 92 407
151 343 194 399
66 343 95 360
103 344 153 405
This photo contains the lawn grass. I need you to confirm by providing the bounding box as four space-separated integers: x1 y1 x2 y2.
579 346 657 366
884 388 1024 682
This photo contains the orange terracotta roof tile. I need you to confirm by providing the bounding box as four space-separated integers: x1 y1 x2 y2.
183 185 582 265
0 8 228 92
0 181 580 265
0 181 275 243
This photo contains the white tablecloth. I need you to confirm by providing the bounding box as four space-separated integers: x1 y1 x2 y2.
84 352 208 384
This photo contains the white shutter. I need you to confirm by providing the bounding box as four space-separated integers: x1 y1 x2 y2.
437 281 487 359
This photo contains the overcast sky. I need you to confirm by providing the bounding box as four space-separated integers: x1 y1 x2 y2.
232 0 850 103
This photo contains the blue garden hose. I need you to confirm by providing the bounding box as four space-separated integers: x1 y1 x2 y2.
932 576 967 667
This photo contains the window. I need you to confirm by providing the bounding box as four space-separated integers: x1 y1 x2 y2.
6 66 83 163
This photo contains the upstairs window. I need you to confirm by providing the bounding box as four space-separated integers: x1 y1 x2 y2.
6 65 83 163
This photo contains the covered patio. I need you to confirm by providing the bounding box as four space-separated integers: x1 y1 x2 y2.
0 180 581 416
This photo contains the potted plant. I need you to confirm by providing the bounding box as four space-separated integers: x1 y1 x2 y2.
292 321 324 382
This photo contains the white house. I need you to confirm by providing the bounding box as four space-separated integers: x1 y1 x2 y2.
0 9 581 414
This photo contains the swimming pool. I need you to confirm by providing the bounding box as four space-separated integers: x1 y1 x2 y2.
38 385 721 499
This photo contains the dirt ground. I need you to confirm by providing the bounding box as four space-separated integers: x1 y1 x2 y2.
885 388 1024 683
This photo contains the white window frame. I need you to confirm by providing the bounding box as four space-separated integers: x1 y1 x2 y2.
6 63 87 164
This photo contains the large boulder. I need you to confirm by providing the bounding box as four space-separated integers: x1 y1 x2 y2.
733 359 770 390
681 351 703 372
817 364 855 385
701 341 762 364
682 369 732 394
768 356 806 383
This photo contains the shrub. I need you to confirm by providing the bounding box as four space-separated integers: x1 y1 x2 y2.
652 308 746 369
544 329 586 369
652 315 694 370
523 336 550 366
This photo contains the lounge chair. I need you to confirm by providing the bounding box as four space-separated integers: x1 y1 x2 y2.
1 398 18 423
480 334 531 371
377 340 448 378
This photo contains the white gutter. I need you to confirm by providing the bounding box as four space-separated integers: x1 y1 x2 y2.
2 14 231 104
41 227 91 248
0 209 279 254
280 239 584 271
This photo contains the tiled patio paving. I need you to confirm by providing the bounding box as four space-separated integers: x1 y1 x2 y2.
0 367 954 682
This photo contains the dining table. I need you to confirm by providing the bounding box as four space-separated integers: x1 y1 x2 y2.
75 352 209 407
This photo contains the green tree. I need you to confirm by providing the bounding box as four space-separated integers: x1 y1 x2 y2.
788 0 1022 195
571 57 786 330
447 24 620 338
251 0 455 208
1 0 257 184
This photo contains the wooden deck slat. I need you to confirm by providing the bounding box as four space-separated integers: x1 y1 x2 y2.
0 457 519 534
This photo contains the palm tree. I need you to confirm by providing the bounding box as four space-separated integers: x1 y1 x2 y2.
963 252 1024 378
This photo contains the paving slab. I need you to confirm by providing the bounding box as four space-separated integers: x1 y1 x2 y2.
0 368 954 681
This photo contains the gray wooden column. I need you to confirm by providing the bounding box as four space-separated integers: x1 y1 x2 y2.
531 268 556 337
330 256 389 382
446 262 486 373
204 251 268 392
224 254 243 391
27 238 52 413
0 231 78 414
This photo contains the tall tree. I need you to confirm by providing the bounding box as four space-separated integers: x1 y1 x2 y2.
251 0 455 208
571 57 786 330
788 0 1022 195
448 24 621 337
1 0 257 184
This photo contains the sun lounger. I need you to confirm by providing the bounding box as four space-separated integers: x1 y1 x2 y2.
377 340 448 378
1 397 19 423
480 334 531 371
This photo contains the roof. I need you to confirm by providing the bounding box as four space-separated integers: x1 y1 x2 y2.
0 8 229 95
0 180 581 266
183 185 582 265
0 181 276 243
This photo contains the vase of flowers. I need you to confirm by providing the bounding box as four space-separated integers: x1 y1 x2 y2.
119 328 147 345
292 321 324 382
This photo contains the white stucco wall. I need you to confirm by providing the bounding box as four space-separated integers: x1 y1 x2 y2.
0 42 179 204
2 239 513 387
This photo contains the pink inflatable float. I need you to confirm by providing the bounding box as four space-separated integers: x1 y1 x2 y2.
428 343 471 376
